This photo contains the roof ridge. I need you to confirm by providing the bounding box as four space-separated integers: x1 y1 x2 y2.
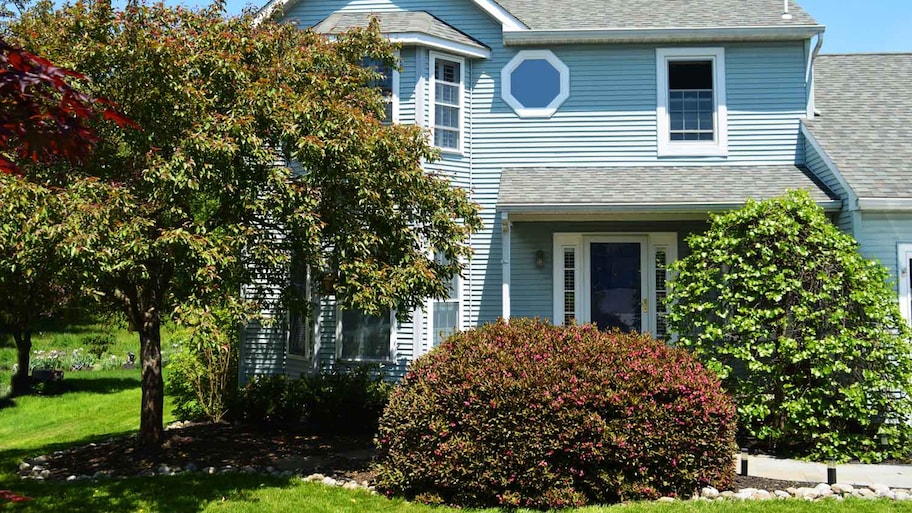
819 52 912 57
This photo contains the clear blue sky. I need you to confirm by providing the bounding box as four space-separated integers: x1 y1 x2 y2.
79 0 912 54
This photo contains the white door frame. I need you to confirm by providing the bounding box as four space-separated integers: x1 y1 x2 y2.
897 243 912 323
553 232 677 336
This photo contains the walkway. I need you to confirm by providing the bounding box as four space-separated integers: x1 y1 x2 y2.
747 454 912 488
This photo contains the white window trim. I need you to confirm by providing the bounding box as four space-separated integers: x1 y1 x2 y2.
897 243 912 324
656 47 728 157
429 51 465 155
552 232 677 337
502 49 570 118
426 264 463 353
390 54 401 124
335 306 398 363
287 271 319 362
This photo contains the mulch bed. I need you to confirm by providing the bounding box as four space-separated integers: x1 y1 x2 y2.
31 422 816 491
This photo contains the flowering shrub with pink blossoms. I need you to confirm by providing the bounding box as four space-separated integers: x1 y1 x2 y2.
373 318 737 509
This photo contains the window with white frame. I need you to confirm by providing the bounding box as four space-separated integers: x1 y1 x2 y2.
656 48 728 157
363 57 399 124
287 265 316 360
338 309 394 361
430 53 463 152
430 252 460 347
502 49 570 118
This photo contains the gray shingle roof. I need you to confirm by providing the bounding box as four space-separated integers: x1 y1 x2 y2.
804 53 912 199
312 11 487 50
493 0 818 31
498 166 838 211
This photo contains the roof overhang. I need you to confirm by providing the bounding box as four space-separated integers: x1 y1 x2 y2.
502 25 825 46
255 0 527 31
499 200 842 217
856 198 912 212
389 33 490 59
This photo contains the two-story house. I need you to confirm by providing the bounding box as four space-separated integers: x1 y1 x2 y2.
239 0 912 383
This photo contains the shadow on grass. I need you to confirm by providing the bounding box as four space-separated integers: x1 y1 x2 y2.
4 467 297 512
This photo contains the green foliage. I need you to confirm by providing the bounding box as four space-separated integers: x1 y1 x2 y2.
374 319 737 509
233 366 393 434
166 304 240 423
667 190 912 462
11 0 481 445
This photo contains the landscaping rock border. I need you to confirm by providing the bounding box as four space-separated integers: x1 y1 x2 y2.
694 483 911 502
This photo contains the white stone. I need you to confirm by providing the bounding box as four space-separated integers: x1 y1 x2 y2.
774 490 791 499
701 486 720 499
857 488 877 499
895 492 911 501
19 462 31 472
343 481 360 490
733 491 753 500
814 483 832 493
66 475 77 482
304 473 325 482
720 491 735 498
657 497 675 502
157 465 170 474
795 487 819 499
322 476 339 486
786 487 798 496
871 483 892 494
831 483 854 494
205 466 216 475
752 490 772 500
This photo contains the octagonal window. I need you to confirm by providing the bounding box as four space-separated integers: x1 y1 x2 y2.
502 50 570 118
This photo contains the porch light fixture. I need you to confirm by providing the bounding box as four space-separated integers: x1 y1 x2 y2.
535 250 546 269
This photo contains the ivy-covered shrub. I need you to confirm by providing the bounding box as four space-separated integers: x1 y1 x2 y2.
233 366 393 434
374 319 736 509
668 190 912 462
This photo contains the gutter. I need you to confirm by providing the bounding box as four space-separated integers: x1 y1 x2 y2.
806 31 825 118
855 198 912 212
502 25 826 46
499 199 843 214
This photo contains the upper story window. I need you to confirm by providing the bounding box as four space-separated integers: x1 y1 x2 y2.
502 50 570 118
430 52 464 152
364 57 399 124
656 48 728 157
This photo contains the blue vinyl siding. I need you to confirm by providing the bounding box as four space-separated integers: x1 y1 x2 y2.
855 213 912 295
803 133 853 234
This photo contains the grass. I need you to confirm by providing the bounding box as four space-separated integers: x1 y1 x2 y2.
1 347 911 511
0 315 188 396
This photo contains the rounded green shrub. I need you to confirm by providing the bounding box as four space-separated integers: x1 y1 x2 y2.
668 190 912 462
374 319 736 509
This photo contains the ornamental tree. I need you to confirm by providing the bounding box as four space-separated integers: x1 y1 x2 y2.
12 1 481 449
667 190 912 462
0 175 70 395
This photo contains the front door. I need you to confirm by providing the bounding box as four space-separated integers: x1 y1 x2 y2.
583 237 648 333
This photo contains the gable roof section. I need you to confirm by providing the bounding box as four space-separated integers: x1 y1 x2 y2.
494 0 819 30
312 11 490 57
498 166 839 214
803 53 912 200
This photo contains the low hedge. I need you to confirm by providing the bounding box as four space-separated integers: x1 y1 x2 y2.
374 319 736 509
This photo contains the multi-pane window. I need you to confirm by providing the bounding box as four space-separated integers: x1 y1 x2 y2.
668 61 714 141
364 58 396 124
432 55 462 151
656 47 727 156
288 262 314 359
563 247 576 325
339 309 392 361
431 253 459 347
654 249 668 339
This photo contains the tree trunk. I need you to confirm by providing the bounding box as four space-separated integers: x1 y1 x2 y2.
136 307 164 450
10 326 32 396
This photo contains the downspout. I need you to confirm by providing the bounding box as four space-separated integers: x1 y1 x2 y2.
467 59 474 328
806 32 824 118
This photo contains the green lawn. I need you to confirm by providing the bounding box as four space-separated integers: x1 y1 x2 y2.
0 317 187 395
1 369 912 512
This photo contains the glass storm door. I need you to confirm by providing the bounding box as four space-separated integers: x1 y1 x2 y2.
585 239 647 333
